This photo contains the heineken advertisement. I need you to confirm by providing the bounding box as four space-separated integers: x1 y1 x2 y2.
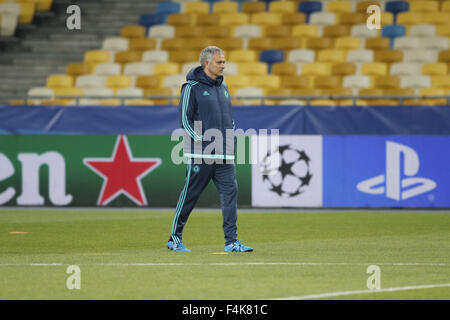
0 135 251 207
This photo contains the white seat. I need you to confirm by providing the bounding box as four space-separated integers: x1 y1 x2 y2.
390 63 421 76
287 49 315 63
94 63 121 76
278 99 306 106
394 37 420 50
116 87 144 97
0 3 20 15
27 87 54 97
400 75 431 89
234 87 264 105
409 24 436 37
148 25 175 39
234 25 262 49
421 37 449 50
163 74 186 90
123 62 154 76
102 37 129 51
309 12 335 26
0 13 18 36
347 49 374 63
351 24 377 38
142 50 169 63
402 49 438 63
75 75 107 88
343 75 371 89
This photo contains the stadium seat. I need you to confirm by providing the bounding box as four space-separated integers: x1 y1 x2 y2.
175 25 202 38
94 63 121 76
106 75 132 92
338 13 366 26
234 87 265 106
156 1 181 20
374 50 403 63
422 63 448 76
167 13 191 26
332 63 356 76
114 51 143 65
81 88 114 99
251 12 282 26
213 1 238 13
298 1 322 23
265 25 291 38
215 38 243 51
139 13 165 29
347 49 374 63
161 38 186 51
309 12 335 26
409 1 439 13
249 75 281 90
238 62 268 75
343 75 371 89
361 62 388 76
381 24 406 48
102 37 130 52
287 49 315 63
204 25 231 38
120 25 147 39
142 50 169 63
129 38 157 52
334 37 361 50
230 49 257 63
75 75 107 89
136 75 161 89
123 62 154 76
409 25 436 38
317 49 346 63
269 1 296 13
403 50 438 63
248 38 274 51
84 50 111 65
400 75 431 89
46 74 73 89
281 75 310 89
282 13 306 25
241 1 266 14
163 74 186 92
351 24 378 38
272 37 303 51
259 50 284 73
397 12 424 26
327 1 352 13
66 63 92 77
170 50 199 64
271 62 298 76
323 25 350 38
301 63 332 76
305 38 332 50
184 1 209 14
365 37 390 50
422 37 449 51
374 76 400 89
390 62 421 76
153 62 180 76
0 12 18 36
385 1 409 24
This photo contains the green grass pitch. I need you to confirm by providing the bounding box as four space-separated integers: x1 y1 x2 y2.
0 208 449 300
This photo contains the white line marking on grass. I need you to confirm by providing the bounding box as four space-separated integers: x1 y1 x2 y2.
0 262 449 267
271 283 450 300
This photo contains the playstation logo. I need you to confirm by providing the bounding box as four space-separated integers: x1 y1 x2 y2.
357 141 436 201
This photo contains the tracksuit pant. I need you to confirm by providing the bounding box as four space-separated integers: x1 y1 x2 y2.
169 158 238 246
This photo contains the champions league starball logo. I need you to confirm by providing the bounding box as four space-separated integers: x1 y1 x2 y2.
260 144 313 198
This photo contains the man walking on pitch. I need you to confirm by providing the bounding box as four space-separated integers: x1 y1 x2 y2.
167 46 253 253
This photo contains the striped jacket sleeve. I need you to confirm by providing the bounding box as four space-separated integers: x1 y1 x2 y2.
179 80 202 142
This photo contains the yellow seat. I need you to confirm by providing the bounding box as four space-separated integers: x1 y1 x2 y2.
184 1 209 14
136 75 161 89
365 37 390 50
249 75 281 89
161 38 186 51
305 38 332 50
19 0 52 12
282 13 306 25
17 2 35 24
215 38 243 51
409 1 439 12
219 13 250 26
436 24 450 37
269 1 296 13
224 75 250 88
355 1 381 13
53 87 84 97
114 51 142 65
281 75 310 88
272 37 303 51
84 50 111 65
238 62 268 75
332 63 356 76
129 38 157 52
301 63 332 76
439 50 450 63
443 1 450 12
125 99 155 106
334 37 361 50
431 76 450 89
313 76 341 89
241 1 266 14
120 25 146 39
176 25 203 38
272 63 298 76
374 76 400 89
204 26 231 38
143 87 173 105
196 13 219 26
265 25 291 38
213 1 238 13
397 12 424 25
66 63 92 76
327 1 352 13
361 63 388 76
374 50 403 63
292 25 319 38
167 13 191 26
46 74 74 89
422 63 448 76
317 49 347 63
423 13 450 25
337 13 366 25
323 25 350 38
248 38 274 51
106 75 132 91
380 12 393 26
153 63 179 76
251 12 282 26
170 50 198 64
229 50 257 63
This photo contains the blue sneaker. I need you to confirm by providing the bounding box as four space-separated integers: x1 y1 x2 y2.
224 240 253 252
167 240 191 252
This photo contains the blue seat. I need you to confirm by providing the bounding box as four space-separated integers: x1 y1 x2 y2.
381 25 406 49
259 50 284 73
139 13 165 30
385 1 409 24
298 1 322 23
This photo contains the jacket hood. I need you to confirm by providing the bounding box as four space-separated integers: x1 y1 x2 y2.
186 66 223 87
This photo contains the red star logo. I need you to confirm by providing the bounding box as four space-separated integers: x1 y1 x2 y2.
83 135 161 206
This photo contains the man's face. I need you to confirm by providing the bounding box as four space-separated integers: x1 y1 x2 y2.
204 52 225 79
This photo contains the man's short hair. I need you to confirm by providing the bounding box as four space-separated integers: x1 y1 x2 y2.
200 46 224 69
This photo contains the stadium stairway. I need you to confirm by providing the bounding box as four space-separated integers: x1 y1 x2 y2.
0 0 164 103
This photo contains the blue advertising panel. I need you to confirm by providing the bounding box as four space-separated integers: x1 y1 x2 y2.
323 136 450 208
